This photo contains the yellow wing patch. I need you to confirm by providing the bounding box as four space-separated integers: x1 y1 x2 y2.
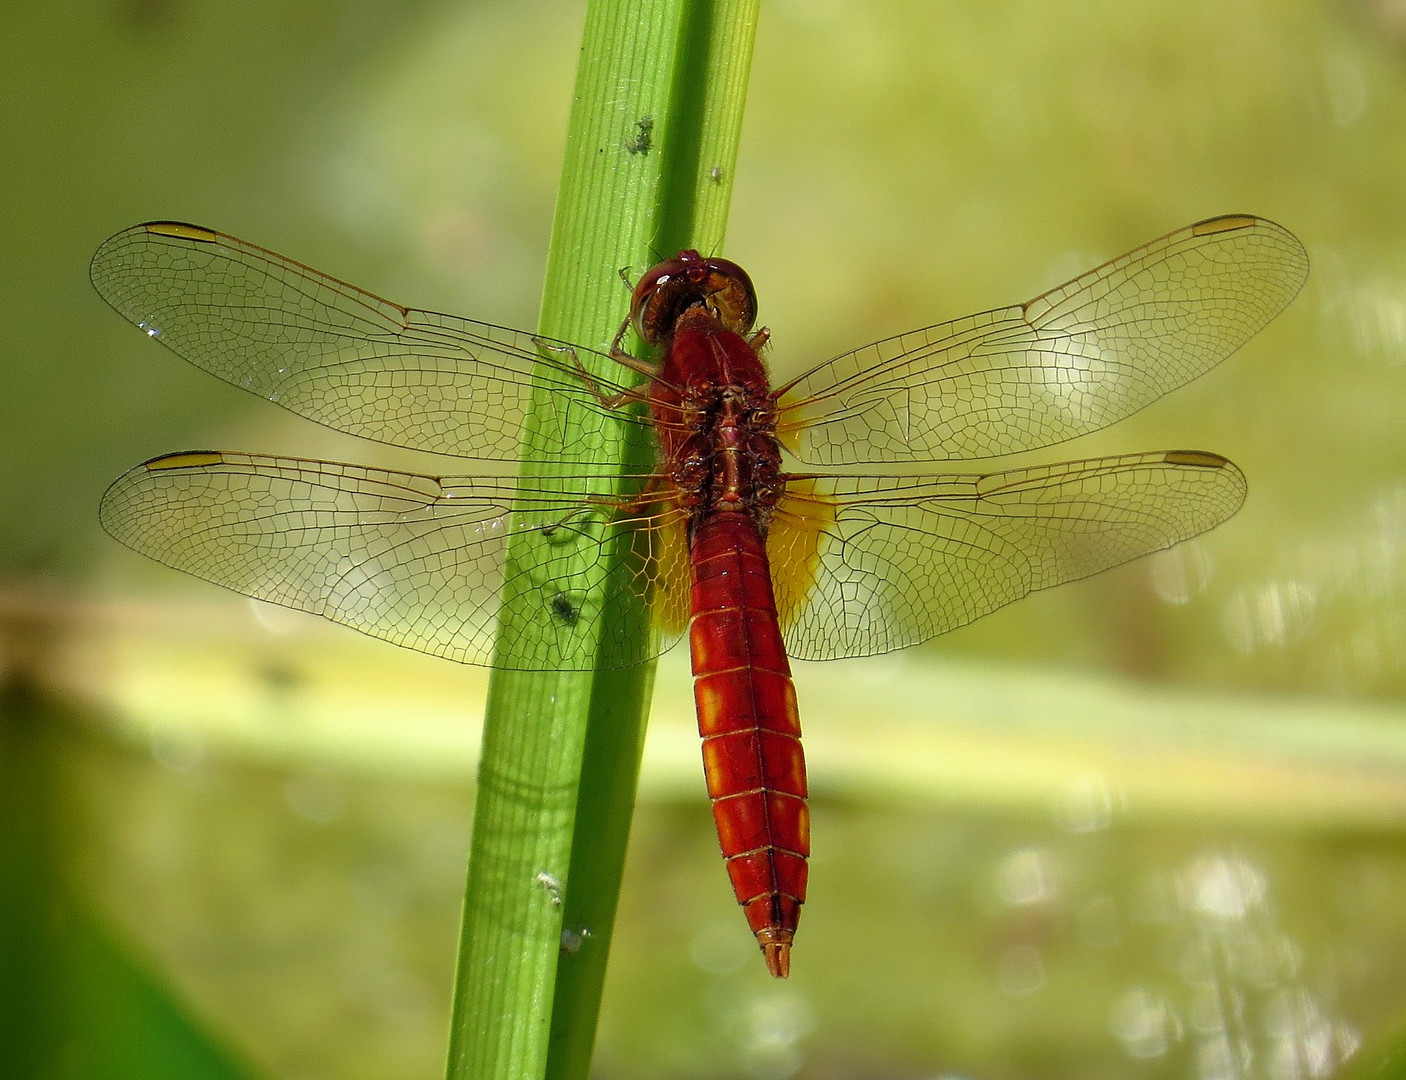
768 477 835 633
636 500 692 636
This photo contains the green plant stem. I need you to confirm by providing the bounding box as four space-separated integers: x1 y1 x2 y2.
443 3 759 1079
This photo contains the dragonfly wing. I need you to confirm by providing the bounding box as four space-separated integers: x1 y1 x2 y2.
775 216 1307 464
771 451 1246 661
91 223 635 460
99 451 681 670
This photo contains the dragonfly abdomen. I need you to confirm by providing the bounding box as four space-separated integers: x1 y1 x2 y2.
688 510 809 978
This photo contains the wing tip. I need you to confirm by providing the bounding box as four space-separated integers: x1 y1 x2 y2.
90 222 220 309
1190 213 1309 284
1162 450 1247 499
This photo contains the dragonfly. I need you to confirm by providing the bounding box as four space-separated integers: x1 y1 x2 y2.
93 215 1307 977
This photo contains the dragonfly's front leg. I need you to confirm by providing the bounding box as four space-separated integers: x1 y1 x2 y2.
532 326 660 411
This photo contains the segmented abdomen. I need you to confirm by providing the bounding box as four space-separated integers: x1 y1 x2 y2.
688 510 809 978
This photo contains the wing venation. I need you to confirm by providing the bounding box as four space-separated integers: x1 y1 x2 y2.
772 451 1246 659
99 451 685 670
91 222 641 461
775 215 1306 464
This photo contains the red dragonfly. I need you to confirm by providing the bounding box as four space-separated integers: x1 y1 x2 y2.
94 215 1307 977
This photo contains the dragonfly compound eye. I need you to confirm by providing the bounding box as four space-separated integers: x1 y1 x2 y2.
632 250 758 344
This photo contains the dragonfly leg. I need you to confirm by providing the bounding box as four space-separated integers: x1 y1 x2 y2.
606 315 668 381
533 328 658 410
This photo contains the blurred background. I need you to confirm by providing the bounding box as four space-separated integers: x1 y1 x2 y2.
4 0 1406 1077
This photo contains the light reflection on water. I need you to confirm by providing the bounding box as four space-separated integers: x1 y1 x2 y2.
1129 851 1357 1078
997 847 1059 906
1148 542 1215 607
1113 986 1182 1059
1318 249 1406 366
1222 582 1318 654
985 833 1366 1078
1213 475 1406 694
1055 772 1121 833
727 987 815 1080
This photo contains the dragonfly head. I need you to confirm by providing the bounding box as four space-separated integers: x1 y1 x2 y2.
631 249 757 345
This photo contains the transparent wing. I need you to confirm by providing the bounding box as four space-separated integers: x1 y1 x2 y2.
99 451 688 670
775 215 1307 464
770 451 1246 660
90 222 638 460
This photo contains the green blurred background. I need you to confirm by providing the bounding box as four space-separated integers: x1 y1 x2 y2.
5 0 1406 1077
